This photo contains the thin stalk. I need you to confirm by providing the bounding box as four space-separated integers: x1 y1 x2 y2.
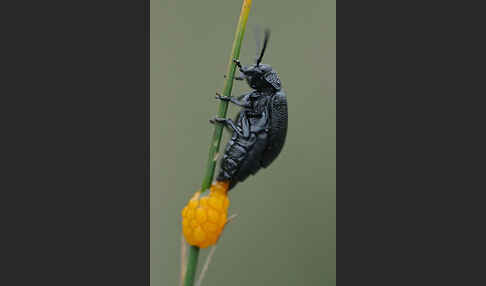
179 234 187 286
201 0 252 191
183 246 200 286
195 214 238 286
183 1 252 286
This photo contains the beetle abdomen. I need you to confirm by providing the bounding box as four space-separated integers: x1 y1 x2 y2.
232 132 268 184
217 139 250 181
217 131 268 190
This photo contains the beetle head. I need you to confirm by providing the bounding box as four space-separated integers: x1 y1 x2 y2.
239 64 280 91
237 29 281 91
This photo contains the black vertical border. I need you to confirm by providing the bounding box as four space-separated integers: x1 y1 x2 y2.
2 0 151 284
145 0 150 283
338 1 486 285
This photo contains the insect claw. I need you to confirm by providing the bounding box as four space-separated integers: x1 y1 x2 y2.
232 58 242 69
215 94 230 101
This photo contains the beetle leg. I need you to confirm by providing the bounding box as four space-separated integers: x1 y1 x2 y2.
210 117 245 137
215 93 251 108
231 99 251 108
223 75 244 80
215 93 230 101
240 115 251 138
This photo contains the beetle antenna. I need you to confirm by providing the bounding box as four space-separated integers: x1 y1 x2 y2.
254 25 262 62
256 28 270 66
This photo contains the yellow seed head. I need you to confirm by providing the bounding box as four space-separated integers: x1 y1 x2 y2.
181 181 230 248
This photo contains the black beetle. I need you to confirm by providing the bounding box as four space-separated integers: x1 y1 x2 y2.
210 29 288 191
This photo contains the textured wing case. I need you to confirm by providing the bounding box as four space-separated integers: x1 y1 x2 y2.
217 91 288 190
261 90 288 168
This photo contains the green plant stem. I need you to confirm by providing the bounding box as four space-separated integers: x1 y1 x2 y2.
184 246 200 286
200 1 252 190
183 1 252 286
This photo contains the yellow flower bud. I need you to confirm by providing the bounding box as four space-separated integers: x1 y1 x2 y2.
181 181 230 248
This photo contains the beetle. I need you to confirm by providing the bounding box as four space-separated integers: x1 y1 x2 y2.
210 29 288 191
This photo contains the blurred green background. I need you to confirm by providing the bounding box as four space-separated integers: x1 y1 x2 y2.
151 0 335 285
